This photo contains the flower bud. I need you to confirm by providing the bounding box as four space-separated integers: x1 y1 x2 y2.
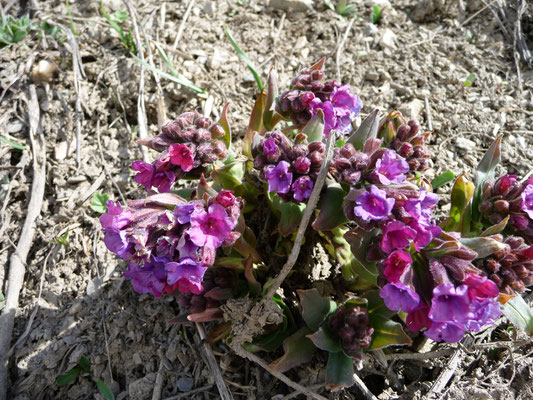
311 69 324 81
292 144 309 158
397 124 411 142
494 200 509 214
407 120 419 137
209 124 225 139
308 141 325 153
195 128 212 142
195 117 211 129
340 143 356 158
294 157 311 174
335 157 352 171
309 151 324 167
510 214 528 230
399 142 414 158
161 120 182 138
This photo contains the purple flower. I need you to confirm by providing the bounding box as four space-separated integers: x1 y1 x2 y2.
429 284 473 324
380 282 420 312
383 249 412 283
521 184 533 219
404 189 439 224
309 99 336 137
354 185 395 221
151 170 176 193
330 85 362 135
123 257 169 298
292 176 314 202
265 161 293 195
132 161 155 191
409 221 442 251
263 139 279 156
177 232 199 259
175 202 200 224
165 257 207 295
381 221 417 253
466 300 501 332
424 321 465 343
169 143 194 172
100 201 131 230
373 150 409 185
103 229 131 259
293 157 311 174
188 204 234 249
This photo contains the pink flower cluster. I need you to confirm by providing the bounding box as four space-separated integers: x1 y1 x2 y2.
100 191 242 297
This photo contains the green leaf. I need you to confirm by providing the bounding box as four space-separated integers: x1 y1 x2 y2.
78 356 91 373
224 24 263 91
55 367 81 386
211 161 245 191
307 326 342 353
97 379 115 400
214 257 244 270
301 109 325 142
132 52 205 94
90 193 110 214
371 5 381 24
243 92 266 159
472 135 502 224
112 10 128 23
443 175 474 233
313 183 349 230
270 327 317 373
297 288 337 331
267 191 306 236
431 171 455 190
481 215 509 237
325 352 354 391
460 236 509 258
263 68 278 131
0 291 4 311
346 109 380 150
463 73 476 87
0 135 25 150
218 102 232 150
502 295 533 335
368 313 412 350
344 229 379 285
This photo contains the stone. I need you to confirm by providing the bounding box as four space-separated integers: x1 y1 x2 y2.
177 376 194 392
268 0 313 12
379 28 397 50
365 71 380 81
399 99 424 121
364 23 379 36
454 137 476 150
129 374 156 400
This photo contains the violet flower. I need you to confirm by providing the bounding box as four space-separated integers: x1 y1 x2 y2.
404 189 439 225
188 204 235 249
123 257 169 298
292 176 314 202
373 150 409 185
132 161 155 191
354 185 395 221
380 282 420 312
381 221 417 253
428 284 473 325
265 161 293 195
263 139 279 157
166 257 208 295
425 321 465 343
169 143 194 172
100 201 131 230
175 202 200 225
383 249 412 283
521 184 533 219
406 304 431 332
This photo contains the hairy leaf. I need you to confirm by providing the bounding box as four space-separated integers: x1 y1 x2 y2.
218 102 232 150
90 193 109 214
368 313 412 349
443 174 474 233
301 109 325 142
461 236 508 258
307 326 342 353
481 215 509 237
270 327 317 373
243 92 267 159
297 288 337 331
431 171 455 190
346 109 380 150
313 183 349 230
55 367 81 386
502 294 533 335
263 68 278 130
325 352 354 391
97 379 115 400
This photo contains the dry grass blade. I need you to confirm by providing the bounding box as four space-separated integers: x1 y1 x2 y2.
0 84 46 400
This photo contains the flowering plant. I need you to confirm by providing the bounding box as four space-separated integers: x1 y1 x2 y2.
101 58 533 391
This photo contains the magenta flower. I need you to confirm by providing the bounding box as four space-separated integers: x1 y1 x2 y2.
406 304 431 332
309 99 336 137
429 284 473 324
383 249 412 283
263 139 279 156
294 157 311 174
123 257 169 298
425 321 465 343
380 282 420 312
381 221 417 253
150 170 176 193
165 258 207 295
175 202 200 224
265 161 293 195
354 185 395 221
464 274 499 301
132 161 155 191
169 143 194 172
100 201 131 230
409 221 442 251
188 204 234 249
215 190 236 208
373 150 409 185
521 184 533 219
177 232 199 259
494 174 517 196
292 176 314 202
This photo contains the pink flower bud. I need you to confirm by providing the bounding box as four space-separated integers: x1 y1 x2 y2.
294 157 311 174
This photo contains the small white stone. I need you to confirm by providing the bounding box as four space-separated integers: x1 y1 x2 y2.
379 28 397 50
399 99 424 121
364 23 379 36
455 137 476 150
268 0 313 12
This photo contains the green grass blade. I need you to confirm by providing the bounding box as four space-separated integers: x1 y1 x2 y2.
223 24 263 91
0 135 25 150
131 53 206 94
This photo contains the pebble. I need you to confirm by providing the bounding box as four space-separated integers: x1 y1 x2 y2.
7 121 23 134
364 23 379 36
177 376 194 392
399 99 424 120
454 138 476 150
268 0 313 12
379 28 397 50
69 301 83 315
365 71 380 81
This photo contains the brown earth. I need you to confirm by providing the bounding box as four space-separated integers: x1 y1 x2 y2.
1 0 533 399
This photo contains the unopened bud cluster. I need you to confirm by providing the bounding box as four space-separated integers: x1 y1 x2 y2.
327 304 374 358
132 111 228 193
253 131 325 202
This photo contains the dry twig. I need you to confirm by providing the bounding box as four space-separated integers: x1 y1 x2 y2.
171 0 195 61
0 84 46 400
195 323 234 400
336 15 357 81
266 133 335 299
353 373 379 400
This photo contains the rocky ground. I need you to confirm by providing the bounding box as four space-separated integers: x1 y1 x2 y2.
1 0 533 399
